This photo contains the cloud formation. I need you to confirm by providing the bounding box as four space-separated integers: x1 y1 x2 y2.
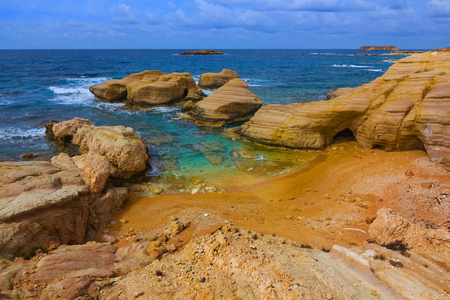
0 0 448 49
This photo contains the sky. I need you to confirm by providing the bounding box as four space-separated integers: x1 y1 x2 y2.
0 0 449 49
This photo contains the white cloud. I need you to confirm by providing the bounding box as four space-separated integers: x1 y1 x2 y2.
112 4 140 24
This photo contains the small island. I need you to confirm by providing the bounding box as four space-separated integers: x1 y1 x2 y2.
358 46 398 51
178 50 223 55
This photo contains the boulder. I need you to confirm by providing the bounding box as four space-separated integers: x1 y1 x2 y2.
46 118 150 179
184 78 263 125
89 70 205 106
198 69 240 89
237 51 450 166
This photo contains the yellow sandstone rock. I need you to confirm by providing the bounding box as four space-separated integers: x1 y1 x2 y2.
198 69 240 89
237 51 450 166
184 78 262 125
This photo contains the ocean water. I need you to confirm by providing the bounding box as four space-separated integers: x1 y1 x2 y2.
0 49 405 187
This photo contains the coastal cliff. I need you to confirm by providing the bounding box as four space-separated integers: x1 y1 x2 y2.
237 51 450 166
358 46 398 51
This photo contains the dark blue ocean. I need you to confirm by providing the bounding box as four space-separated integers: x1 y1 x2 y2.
0 49 403 184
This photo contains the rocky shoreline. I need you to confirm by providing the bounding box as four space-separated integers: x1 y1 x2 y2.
0 51 449 299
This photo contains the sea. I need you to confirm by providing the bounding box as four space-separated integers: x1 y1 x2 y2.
0 49 408 188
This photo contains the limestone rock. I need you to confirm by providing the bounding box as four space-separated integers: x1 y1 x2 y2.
198 69 240 89
184 78 263 125
327 87 355 100
89 70 205 106
47 118 150 179
72 152 110 193
237 52 450 166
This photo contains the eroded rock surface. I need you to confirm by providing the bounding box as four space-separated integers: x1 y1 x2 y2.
0 159 128 260
198 69 240 89
89 70 205 105
183 78 262 125
237 51 450 166
46 118 150 179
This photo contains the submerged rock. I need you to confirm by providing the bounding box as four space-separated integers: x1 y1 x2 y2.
183 78 263 125
89 70 205 106
237 51 450 166
198 69 240 89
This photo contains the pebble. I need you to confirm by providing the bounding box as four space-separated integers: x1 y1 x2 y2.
120 218 128 224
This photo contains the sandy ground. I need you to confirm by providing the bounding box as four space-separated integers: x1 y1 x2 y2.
104 140 450 252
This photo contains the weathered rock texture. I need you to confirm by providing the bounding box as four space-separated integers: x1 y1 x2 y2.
198 69 240 89
358 46 398 51
178 50 223 55
89 70 205 106
0 160 128 260
183 78 263 125
368 208 450 260
46 117 150 179
237 51 450 166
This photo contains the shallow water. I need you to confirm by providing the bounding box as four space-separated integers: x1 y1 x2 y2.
0 49 407 185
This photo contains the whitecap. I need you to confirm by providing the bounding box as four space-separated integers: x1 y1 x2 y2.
0 97 13 106
331 64 372 68
0 127 45 141
149 106 180 113
366 69 383 72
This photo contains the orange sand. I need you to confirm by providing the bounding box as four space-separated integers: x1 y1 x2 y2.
106 141 449 251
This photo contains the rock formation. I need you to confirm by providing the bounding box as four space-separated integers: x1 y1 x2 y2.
237 51 450 166
198 69 240 89
0 159 128 260
182 78 263 125
2 224 447 299
89 70 205 106
177 50 223 55
358 46 398 51
46 117 150 179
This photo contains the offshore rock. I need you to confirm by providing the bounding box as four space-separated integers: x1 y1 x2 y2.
358 46 398 51
184 78 262 125
89 70 205 105
237 51 450 166
177 50 223 55
46 118 150 179
198 69 240 89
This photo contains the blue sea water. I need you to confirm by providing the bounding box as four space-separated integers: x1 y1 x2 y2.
0 49 404 185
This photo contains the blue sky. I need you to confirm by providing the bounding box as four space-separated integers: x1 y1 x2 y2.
0 0 449 49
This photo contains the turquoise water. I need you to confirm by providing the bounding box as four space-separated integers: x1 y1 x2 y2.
0 49 404 185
